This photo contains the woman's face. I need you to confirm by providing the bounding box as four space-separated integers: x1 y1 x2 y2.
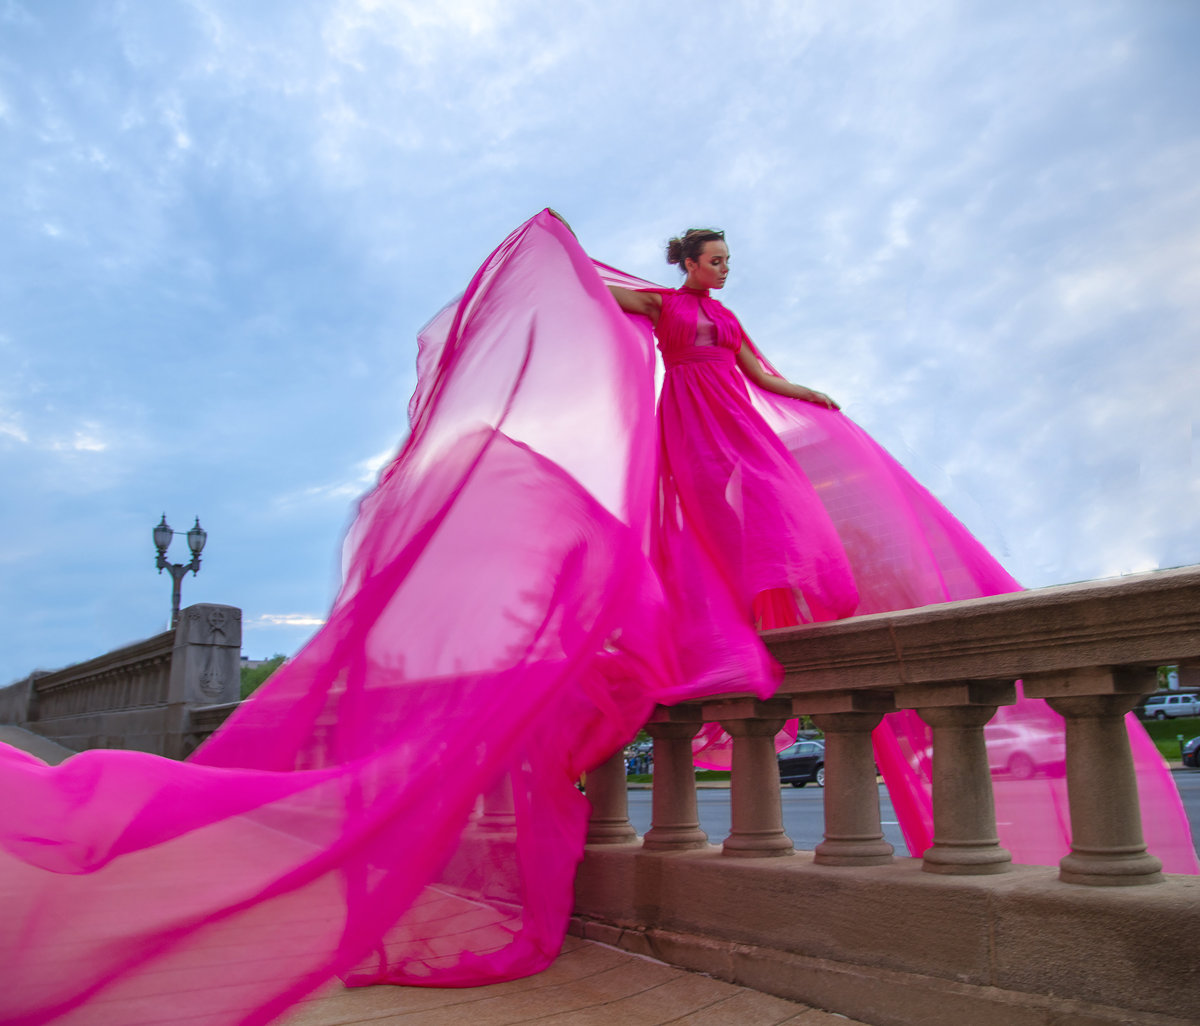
685 240 730 290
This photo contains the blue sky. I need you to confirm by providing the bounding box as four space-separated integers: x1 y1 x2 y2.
2 0 1198 683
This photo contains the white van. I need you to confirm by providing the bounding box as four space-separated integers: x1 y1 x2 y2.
1142 693 1200 720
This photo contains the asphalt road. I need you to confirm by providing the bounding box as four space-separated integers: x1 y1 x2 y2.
626 769 1200 858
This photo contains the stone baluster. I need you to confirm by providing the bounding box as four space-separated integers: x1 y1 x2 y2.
585 749 638 845
903 681 1016 875
643 708 709 851
806 691 896 866
711 699 794 858
1025 668 1163 886
477 773 517 833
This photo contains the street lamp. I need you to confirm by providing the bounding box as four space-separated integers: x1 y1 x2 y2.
153 514 207 629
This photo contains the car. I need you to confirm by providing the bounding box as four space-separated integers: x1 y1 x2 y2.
983 722 1065 780
1183 736 1200 769
913 722 1065 780
778 738 825 787
1141 693 1200 720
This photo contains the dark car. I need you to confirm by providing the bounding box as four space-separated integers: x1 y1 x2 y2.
778 738 825 787
1183 736 1200 769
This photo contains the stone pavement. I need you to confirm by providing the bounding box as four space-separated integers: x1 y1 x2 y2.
279 935 869 1026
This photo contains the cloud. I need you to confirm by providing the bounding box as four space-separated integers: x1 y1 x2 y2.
275 445 397 508
246 613 327 629
49 424 109 453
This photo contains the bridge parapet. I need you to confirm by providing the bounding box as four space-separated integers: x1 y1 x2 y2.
576 566 1200 1026
0 603 243 758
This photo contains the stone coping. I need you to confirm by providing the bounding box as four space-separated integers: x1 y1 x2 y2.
749 565 1200 695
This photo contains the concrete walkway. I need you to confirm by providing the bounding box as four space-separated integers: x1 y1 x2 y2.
0 724 75 764
0 730 867 1024
280 936 867 1026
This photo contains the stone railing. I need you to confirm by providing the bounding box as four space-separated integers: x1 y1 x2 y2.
1 604 243 759
575 566 1200 1026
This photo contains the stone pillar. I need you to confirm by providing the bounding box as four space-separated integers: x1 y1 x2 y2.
1046 693 1163 886
916 704 1012 874
166 604 242 759
643 713 708 851
812 710 894 866
585 749 638 845
714 700 793 858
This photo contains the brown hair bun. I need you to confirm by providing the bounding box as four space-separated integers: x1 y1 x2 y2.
666 228 725 269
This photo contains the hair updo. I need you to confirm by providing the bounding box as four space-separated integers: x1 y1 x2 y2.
666 228 725 270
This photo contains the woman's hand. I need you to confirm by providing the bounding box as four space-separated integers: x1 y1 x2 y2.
546 208 576 237
793 386 839 410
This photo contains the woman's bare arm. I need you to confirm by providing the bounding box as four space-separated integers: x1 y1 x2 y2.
608 286 662 323
545 209 663 325
736 345 839 410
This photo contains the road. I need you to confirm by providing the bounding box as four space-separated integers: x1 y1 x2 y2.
626 769 1200 858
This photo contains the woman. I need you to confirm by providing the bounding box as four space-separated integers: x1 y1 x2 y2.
612 228 860 690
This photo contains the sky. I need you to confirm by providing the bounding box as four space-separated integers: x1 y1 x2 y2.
1 0 1198 684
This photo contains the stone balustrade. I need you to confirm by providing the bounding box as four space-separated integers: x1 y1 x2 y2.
587 566 1200 885
576 567 1200 1025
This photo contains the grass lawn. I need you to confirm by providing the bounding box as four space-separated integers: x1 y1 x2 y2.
1139 715 1200 763
626 769 732 784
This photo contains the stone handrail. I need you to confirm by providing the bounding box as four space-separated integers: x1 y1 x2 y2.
576 566 1200 1025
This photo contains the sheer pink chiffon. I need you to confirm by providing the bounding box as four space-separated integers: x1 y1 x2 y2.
0 212 671 1024
0 210 1194 1026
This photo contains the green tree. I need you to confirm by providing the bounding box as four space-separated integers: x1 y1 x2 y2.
240 654 286 699
1156 665 1179 691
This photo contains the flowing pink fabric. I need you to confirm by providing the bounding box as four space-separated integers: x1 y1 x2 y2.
0 210 1194 1026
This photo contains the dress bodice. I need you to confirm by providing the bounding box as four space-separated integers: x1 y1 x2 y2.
656 288 745 367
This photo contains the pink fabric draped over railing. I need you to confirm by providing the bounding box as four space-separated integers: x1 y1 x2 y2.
0 210 1194 1026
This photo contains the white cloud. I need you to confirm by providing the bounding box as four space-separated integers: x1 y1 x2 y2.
36 421 109 454
1053 211 1200 333
276 445 397 508
246 613 327 629
0 419 28 444
325 0 507 69
159 95 193 152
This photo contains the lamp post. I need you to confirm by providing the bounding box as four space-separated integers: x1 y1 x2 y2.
153 514 207 629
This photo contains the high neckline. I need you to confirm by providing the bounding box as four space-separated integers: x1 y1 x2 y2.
678 285 710 297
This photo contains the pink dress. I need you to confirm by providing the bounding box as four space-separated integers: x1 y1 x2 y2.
0 210 1193 1026
650 286 858 701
